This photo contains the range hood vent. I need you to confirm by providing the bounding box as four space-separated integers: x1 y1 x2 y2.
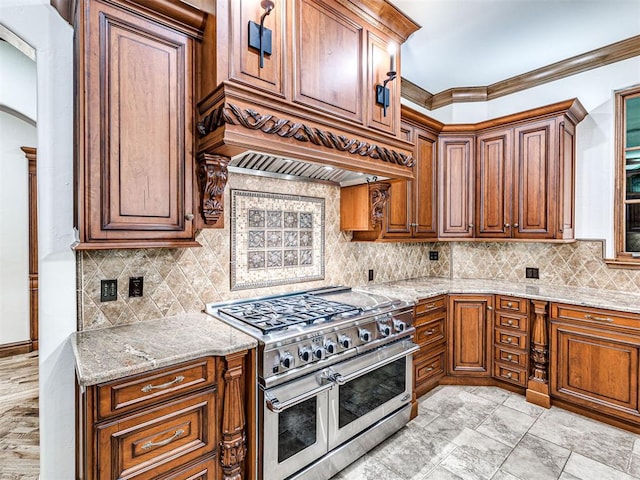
229 152 387 187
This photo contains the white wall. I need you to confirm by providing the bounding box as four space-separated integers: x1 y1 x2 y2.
0 111 35 344
406 57 640 258
0 40 37 121
0 1 76 478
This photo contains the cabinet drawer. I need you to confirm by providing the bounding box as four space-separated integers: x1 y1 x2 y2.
414 349 446 388
496 296 528 314
97 357 216 419
551 303 640 333
415 296 446 316
158 457 218 480
415 317 445 347
96 390 216 480
495 312 528 332
493 363 527 387
494 346 527 368
495 329 527 350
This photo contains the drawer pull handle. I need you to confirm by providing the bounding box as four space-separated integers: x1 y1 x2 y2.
425 329 436 336
141 375 185 393
506 337 513 344
141 429 184 450
507 302 513 308
426 367 434 372
487 306 493 311
506 354 513 361
507 319 514 326
504 372 513 379
425 364 437 372
584 314 614 323
425 303 436 309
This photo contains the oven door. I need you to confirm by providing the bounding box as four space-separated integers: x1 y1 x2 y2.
326 340 419 450
262 373 332 480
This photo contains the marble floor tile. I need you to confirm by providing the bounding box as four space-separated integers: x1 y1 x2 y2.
437 447 499 480
331 452 405 480
469 386 517 404
563 452 636 480
500 433 570 480
501 394 545 418
450 428 513 467
423 466 465 480
476 405 537 447
490 470 520 480
557 473 581 480
368 424 457 479
528 406 636 472
628 454 640 477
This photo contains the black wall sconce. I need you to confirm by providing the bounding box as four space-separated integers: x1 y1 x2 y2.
375 44 397 117
248 0 275 69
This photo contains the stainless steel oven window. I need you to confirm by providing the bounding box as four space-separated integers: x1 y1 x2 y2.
338 357 406 428
278 396 318 463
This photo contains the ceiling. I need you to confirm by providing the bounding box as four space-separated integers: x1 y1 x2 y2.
389 0 640 95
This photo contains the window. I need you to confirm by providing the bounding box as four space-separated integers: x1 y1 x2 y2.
614 86 640 266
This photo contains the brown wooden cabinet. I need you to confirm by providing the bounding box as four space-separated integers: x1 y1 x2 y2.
413 296 447 398
438 135 476 238
492 295 530 387
447 295 493 376
550 303 640 423
74 0 204 249
78 354 250 480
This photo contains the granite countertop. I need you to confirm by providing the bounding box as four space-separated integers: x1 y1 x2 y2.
71 312 258 387
355 277 640 315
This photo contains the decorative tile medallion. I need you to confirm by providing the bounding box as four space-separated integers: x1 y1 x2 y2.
231 190 325 290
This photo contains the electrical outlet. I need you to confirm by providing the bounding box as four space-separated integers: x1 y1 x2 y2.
129 276 144 297
525 267 539 279
100 279 117 302
429 251 439 261
368 269 374 281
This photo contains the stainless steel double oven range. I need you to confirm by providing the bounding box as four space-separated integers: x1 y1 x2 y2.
206 286 418 480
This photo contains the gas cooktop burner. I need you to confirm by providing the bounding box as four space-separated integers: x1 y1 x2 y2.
217 294 361 333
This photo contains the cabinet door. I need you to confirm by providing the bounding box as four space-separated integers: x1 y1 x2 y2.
293 0 363 122
448 295 492 376
81 0 196 247
557 119 576 240
476 129 513 238
551 321 640 421
513 120 556 239
413 128 438 237
383 178 412 236
367 30 397 135
438 136 475 237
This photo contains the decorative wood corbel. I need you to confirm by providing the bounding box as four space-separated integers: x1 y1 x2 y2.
220 351 247 480
197 153 229 227
368 181 391 227
526 300 551 408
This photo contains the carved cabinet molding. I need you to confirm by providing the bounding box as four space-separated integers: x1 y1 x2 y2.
220 351 248 480
526 299 551 408
197 154 229 228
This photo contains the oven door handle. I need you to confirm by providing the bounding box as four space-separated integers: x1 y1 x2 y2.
265 382 333 413
330 344 420 386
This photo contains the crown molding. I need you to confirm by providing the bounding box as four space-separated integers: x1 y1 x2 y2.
403 34 640 110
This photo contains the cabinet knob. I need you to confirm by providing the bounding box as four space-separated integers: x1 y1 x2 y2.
487 306 493 311
504 223 510 228
506 354 513 361
505 372 513 379
507 319 514 325
468 224 475 229
185 213 194 221
506 337 513 343
513 223 519 228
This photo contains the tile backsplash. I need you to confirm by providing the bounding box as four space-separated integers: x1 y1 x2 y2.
76 172 640 331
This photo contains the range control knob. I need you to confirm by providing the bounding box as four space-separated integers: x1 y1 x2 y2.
280 352 294 369
313 345 325 360
378 323 391 337
393 320 407 332
359 329 372 342
324 340 338 355
338 335 352 349
298 347 312 362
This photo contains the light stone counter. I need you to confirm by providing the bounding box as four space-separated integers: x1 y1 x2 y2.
71 312 257 387
355 277 640 315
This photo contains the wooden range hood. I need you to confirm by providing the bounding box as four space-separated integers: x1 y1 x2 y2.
194 0 421 226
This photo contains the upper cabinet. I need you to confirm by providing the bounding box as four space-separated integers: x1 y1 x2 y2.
73 0 206 249
342 99 587 243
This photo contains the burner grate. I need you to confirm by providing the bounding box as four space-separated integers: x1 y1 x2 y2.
218 294 360 333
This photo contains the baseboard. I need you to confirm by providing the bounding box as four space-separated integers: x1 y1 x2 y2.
0 340 35 358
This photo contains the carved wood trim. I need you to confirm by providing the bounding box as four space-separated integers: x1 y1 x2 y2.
402 34 640 110
197 154 229 227
197 103 414 168
21 147 38 352
220 351 247 480
368 181 391 227
530 300 549 383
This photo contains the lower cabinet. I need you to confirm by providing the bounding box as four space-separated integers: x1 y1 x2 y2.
447 295 493 376
492 295 530 387
413 296 447 397
78 354 249 480
550 303 640 422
